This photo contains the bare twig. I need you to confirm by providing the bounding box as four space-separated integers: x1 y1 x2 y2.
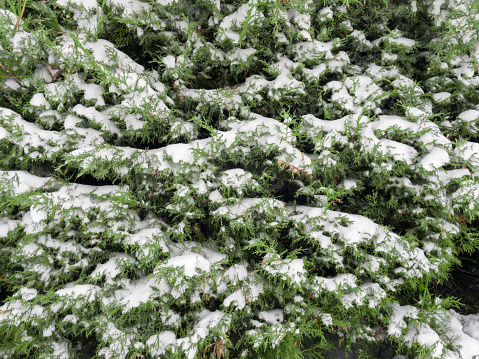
0 61 19 81
12 0 27 38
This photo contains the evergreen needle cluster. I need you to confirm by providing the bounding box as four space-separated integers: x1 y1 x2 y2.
1 0 479 358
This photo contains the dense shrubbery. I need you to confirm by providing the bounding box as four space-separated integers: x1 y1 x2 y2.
1 0 479 358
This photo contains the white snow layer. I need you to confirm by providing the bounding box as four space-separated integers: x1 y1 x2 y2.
1 0 479 358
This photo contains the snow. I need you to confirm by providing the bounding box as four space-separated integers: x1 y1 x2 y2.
262 252 307 287
174 310 231 359
0 299 46 327
101 276 161 312
220 168 259 194
1 0 479 358
259 309 283 324
0 218 21 238
340 282 386 309
43 323 56 337
29 93 51 109
0 170 54 196
19 287 38 302
55 284 102 302
312 273 357 292
217 0 265 45
224 290 247 310
96 321 137 359
63 315 78 324
90 253 135 284
155 251 212 277
146 331 176 357
51 341 70 359
404 321 443 357
71 104 121 134
445 311 479 359
455 141 479 171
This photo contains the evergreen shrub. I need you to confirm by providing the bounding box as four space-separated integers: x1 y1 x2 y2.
1 0 479 358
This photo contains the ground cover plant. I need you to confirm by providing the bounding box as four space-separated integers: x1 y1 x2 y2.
1 0 479 358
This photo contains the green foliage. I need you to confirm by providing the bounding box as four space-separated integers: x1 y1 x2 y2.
1 0 479 358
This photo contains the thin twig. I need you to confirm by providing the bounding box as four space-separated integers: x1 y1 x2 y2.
6 0 28 81
12 0 27 38
0 61 19 81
